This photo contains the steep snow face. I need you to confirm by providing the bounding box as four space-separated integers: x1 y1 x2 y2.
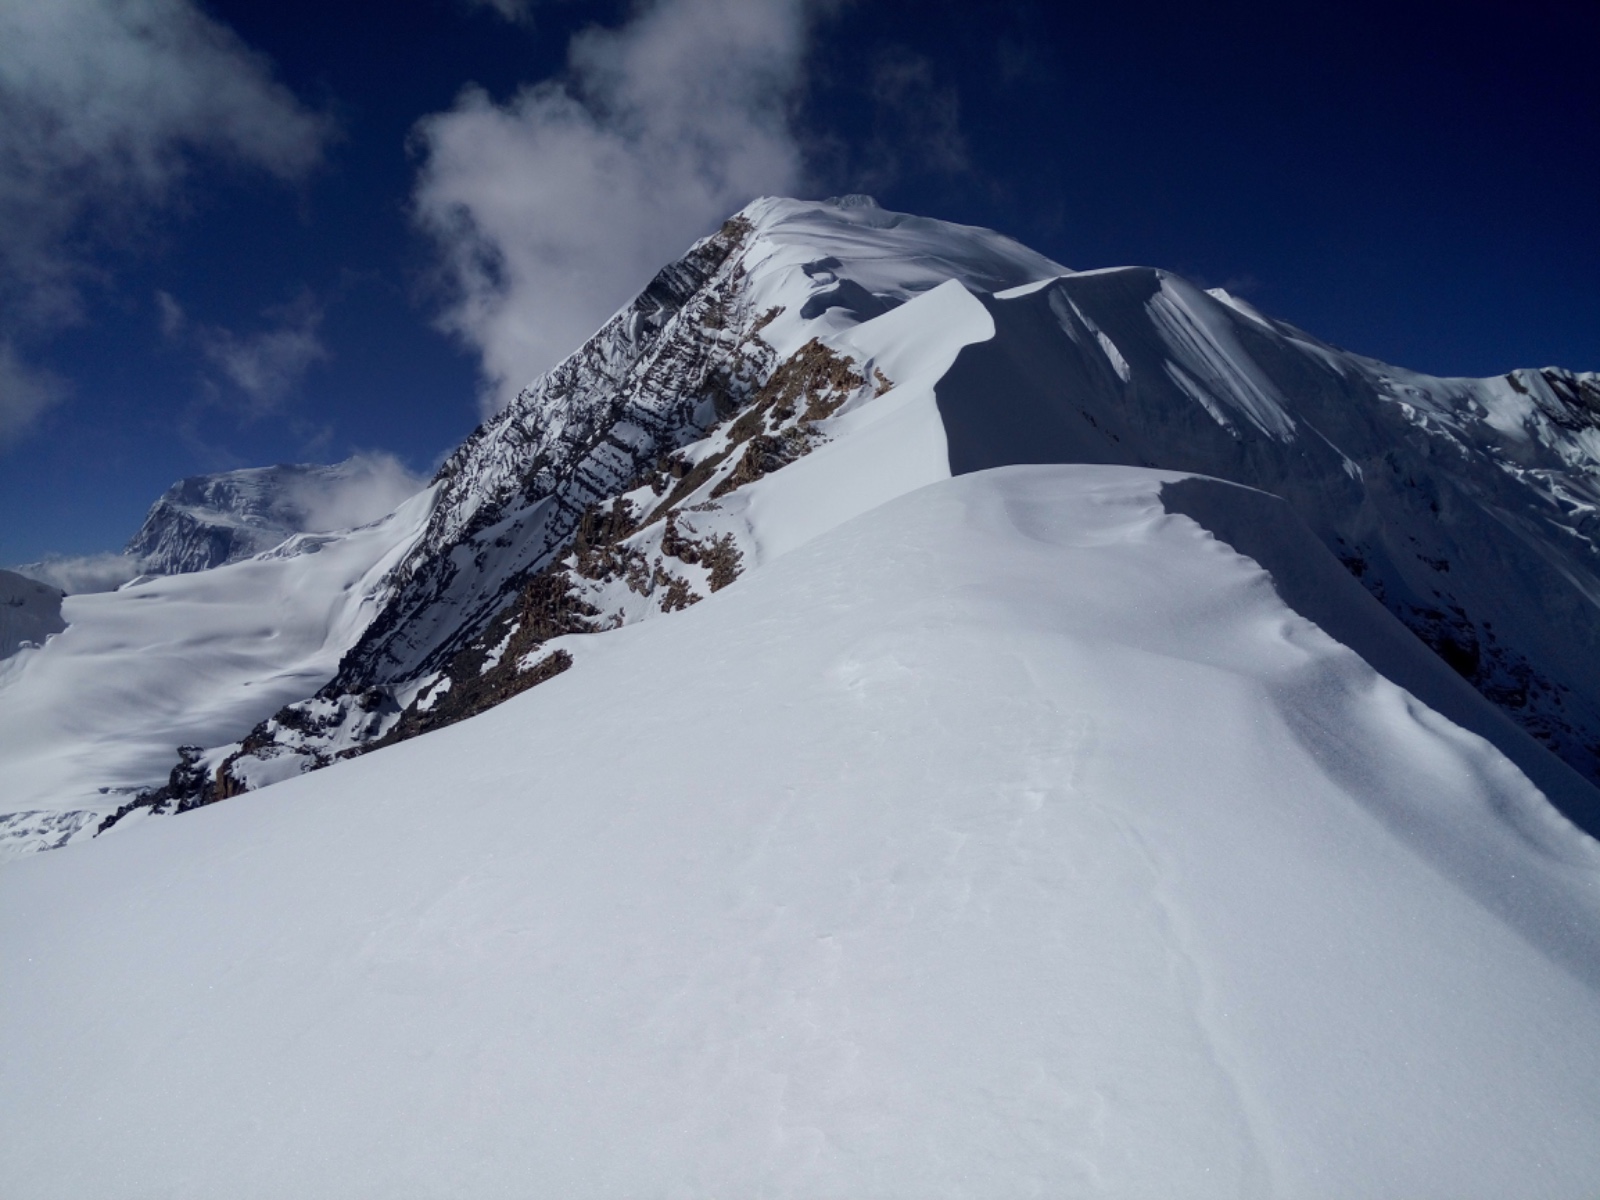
0 570 64 660
938 269 1600 794
4 468 1598 1198
126 457 426 576
0 489 434 859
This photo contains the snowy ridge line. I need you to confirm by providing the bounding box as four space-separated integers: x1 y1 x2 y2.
88 196 1057 833
7 194 1600 855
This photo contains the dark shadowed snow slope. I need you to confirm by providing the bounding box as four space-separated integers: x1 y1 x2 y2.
1160 477 1600 836
3 467 1599 1199
0 570 64 660
938 269 1600 806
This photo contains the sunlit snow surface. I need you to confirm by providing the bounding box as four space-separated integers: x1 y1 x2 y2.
4 467 1598 1198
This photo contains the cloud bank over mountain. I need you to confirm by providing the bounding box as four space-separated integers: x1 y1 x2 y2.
411 0 812 415
10 451 425 593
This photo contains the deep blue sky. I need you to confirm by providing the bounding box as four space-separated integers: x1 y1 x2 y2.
4 0 1596 563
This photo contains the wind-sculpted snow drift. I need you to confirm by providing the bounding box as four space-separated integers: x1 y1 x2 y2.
939 271 1600 794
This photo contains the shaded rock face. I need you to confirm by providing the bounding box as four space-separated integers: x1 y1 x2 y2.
330 216 773 693
0 569 65 660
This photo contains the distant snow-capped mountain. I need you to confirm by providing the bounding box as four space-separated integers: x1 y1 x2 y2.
5 196 1600 1194
125 456 424 576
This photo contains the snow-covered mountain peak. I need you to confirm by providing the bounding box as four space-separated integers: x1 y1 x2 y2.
6 194 1600 853
740 194 1068 301
125 455 426 576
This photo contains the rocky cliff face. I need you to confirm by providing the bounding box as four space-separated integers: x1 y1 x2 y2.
94 195 1600 831
334 215 776 692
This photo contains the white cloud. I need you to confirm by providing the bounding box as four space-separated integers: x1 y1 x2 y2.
0 339 68 446
11 552 147 595
286 452 429 533
156 289 186 338
462 0 536 22
0 0 332 443
411 0 811 415
196 293 329 414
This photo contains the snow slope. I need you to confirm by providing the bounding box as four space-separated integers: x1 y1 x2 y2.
0 489 433 858
4 467 1598 1198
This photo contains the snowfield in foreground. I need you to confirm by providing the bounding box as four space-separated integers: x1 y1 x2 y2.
5 467 1597 1198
